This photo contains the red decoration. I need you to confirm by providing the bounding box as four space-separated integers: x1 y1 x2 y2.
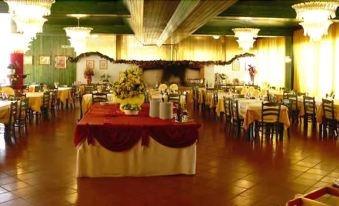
74 104 200 152
10 53 24 87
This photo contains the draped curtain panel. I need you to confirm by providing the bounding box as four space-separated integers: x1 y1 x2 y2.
293 23 339 97
175 36 226 61
86 34 117 59
255 37 286 88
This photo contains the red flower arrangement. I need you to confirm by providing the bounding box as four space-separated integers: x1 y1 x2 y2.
248 65 256 84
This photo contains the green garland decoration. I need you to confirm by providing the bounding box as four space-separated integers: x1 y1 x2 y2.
68 52 114 63
67 52 254 68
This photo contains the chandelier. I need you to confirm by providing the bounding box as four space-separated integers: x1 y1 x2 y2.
64 15 93 54
232 28 260 51
292 1 339 41
5 0 55 47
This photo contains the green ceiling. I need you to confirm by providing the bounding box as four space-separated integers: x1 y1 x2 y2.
0 0 337 37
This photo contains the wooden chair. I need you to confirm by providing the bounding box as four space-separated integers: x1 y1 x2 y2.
192 87 199 110
321 99 338 137
223 97 232 128
92 92 108 104
15 98 29 137
70 86 80 109
50 90 58 118
287 94 299 124
209 91 218 116
303 96 316 130
5 101 18 141
41 92 50 121
84 86 94 94
230 99 244 137
255 102 282 139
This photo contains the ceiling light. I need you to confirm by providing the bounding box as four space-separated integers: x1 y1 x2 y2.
292 1 339 41
232 28 260 51
5 0 54 40
64 15 93 54
212 35 220 39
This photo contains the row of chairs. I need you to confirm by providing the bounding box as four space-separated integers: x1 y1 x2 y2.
5 99 29 141
282 94 338 136
223 97 284 139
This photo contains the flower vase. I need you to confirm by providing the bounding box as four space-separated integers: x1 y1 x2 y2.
250 76 255 85
117 94 145 111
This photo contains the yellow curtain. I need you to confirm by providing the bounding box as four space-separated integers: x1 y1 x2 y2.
255 37 286 87
175 36 225 61
117 35 171 60
86 34 117 58
294 23 339 97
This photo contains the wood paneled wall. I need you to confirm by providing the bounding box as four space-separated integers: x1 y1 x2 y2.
24 34 76 86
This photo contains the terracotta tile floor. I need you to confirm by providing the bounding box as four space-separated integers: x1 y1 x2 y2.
0 109 338 205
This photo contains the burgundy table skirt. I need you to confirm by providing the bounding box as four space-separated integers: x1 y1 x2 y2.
74 103 200 152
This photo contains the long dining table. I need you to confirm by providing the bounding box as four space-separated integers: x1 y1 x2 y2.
74 103 200 177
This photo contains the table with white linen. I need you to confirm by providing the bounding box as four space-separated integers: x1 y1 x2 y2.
238 99 290 130
74 103 199 177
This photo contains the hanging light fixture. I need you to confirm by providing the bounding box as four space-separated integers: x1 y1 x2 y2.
64 15 93 54
5 0 55 40
212 35 220 40
232 28 260 51
292 1 339 41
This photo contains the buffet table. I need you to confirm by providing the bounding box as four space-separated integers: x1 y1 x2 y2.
74 103 200 177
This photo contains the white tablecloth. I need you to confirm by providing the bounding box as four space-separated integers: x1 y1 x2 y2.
76 138 196 177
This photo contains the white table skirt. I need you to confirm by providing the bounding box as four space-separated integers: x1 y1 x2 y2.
76 137 196 177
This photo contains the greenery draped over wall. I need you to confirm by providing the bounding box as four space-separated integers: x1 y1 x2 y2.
24 34 76 86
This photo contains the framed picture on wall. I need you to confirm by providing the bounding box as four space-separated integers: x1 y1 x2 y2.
55 56 67 69
232 59 240 71
39 56 50 65
86 60 95 69
24 55 33 65
99 60 108 70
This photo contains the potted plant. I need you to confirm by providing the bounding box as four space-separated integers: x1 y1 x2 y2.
84 67 94 84
112 65 145 110
121 103 141 115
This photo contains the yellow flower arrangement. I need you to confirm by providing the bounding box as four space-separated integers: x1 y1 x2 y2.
112 65 145 99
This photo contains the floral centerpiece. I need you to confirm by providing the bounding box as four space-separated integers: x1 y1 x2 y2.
112 65 145 111
84 67 94 84
248 65 257 85
121 103 141 115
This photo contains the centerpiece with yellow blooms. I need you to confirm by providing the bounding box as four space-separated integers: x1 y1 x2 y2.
112 65 145 114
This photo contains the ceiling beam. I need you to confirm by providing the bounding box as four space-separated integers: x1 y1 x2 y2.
156 0 200 46
166 0 238 44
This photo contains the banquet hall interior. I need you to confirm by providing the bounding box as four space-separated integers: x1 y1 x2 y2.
0 0 339 205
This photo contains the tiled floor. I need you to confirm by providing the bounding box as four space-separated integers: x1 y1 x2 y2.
0 108 338 205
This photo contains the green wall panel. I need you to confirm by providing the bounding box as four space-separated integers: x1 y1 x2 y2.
24 34 76 86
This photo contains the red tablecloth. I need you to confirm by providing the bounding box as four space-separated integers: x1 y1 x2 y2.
74 103 200 152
